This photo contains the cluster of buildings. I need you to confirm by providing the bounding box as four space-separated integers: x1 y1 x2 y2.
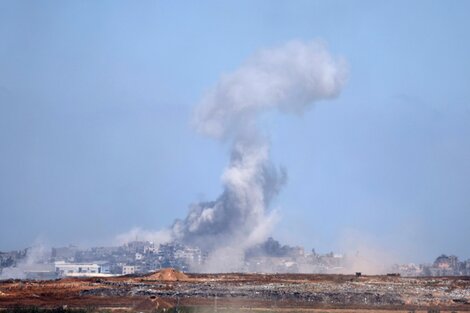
0 240 344 279
51 241 206 277
394 254 470 276
244 238 346 273
0 249 27 268
0 241 206 279
1 240 469 279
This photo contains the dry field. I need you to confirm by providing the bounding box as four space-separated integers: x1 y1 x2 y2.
0 269 469 312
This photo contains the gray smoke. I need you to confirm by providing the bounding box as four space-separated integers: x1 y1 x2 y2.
193 40 347 139
172 134 286 252
0 245 50 279
171 40 348 260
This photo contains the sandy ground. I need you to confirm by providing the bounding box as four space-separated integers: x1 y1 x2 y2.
0 269 469 311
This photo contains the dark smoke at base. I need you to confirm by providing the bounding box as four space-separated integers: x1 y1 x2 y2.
171 134 286 253
119 40 348 272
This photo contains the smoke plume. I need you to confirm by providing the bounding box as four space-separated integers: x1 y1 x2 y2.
193 40 347 140
0 245 50 279
170 40 348 268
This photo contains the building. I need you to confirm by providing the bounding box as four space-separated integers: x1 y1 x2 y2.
122 265 135 275
54 261 101 277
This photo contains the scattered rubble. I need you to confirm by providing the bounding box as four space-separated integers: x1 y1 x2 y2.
1 271 469 311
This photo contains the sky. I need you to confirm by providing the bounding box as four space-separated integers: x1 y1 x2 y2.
0 0 469 263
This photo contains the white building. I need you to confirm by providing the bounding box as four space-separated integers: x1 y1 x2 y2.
144 245 158 254
122 265 135 275
174 247 203 265
54 261 101 277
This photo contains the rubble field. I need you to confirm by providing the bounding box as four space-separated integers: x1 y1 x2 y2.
0 269 469 312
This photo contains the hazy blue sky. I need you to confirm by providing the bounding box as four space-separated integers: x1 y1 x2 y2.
1 0 469 262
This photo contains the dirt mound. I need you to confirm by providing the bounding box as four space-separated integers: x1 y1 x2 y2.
143 268 189 281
